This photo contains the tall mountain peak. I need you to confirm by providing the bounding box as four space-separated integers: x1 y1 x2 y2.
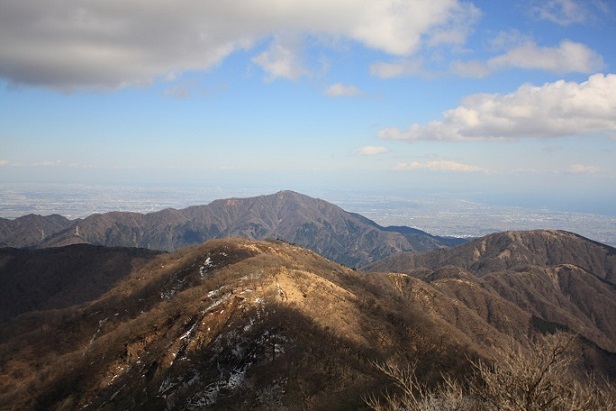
0 191 460 267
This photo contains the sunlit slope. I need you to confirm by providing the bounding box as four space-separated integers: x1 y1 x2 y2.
0 239 471 410
1 232 614 410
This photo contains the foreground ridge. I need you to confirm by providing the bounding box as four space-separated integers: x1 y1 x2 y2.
0 232 615 409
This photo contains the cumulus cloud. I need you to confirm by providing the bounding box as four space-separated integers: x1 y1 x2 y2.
568 164 600 174
452 40 604 77
356 146 388 156
0 0 473 89
370 2 479 79
325 82 362 97
395 160 487 172
379 73 616 142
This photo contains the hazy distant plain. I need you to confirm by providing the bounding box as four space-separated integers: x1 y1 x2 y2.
1 183 614 247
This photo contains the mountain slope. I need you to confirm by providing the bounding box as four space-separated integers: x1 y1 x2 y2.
0 239 475 411
0 191 461 267
0 214 74 248
365 230 616 354
0 235 614 410
0 245 162 322
366 230 616 282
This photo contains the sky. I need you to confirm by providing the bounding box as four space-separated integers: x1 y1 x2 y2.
1 0 615 215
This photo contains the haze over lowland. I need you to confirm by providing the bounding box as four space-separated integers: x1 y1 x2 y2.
2 184 615 247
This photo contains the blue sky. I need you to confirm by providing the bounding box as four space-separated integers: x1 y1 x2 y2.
1 0 615 215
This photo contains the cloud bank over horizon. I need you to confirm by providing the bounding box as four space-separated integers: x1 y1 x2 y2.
395 160 487 172
379 73 616 142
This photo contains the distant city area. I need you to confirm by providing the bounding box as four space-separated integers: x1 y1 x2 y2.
335 196 616 247
1 183 615 247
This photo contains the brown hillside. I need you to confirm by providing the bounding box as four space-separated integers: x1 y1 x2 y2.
0 214 74 248
0 239 479 410
1 235 613 410
365 230 616 357
366 230 616 282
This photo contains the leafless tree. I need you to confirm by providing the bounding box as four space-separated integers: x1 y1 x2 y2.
470 333 616 411
366 333 616 411
364 359 468 411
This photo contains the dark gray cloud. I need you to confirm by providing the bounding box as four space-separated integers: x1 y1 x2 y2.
0 0 476 90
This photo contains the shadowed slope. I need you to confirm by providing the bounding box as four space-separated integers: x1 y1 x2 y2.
0 239 474 411
0 245 162 322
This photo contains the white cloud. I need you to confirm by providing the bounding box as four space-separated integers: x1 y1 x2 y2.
529 0 605 26
568 164 600 174
27 160 94 169
325 82 362 97
252 35 310 81
0 160 9 166
356 146 388 156
426 1 481 47
33 160 63 167
452 40 604 77
379 73 616 141
485 30 529 52
488 40 604 74
395 160 487 172
530 0 585 25
0 0 474 89
449 60 491 78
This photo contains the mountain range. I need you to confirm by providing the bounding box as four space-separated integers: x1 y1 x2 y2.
0 191 463 267
365 230 616 356
1 229 615 410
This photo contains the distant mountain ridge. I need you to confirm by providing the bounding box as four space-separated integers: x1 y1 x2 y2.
366 229 616 282
0 190 463 267
365 229 616 354
0 213 75 248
